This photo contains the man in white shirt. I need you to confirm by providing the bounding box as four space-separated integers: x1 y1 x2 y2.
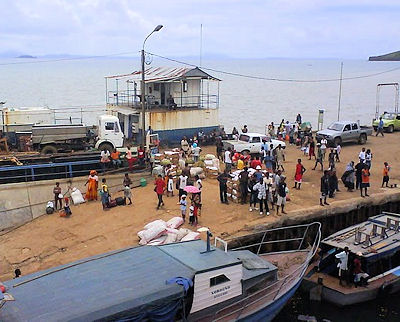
359 148 366 163
335 246 349 286
178 174 188 202
320 138 327 160
224 147 232 173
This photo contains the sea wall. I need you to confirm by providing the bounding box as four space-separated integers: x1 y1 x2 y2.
229 191 400 249
0 171 151 232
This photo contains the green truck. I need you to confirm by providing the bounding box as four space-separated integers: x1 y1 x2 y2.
373 112 400 133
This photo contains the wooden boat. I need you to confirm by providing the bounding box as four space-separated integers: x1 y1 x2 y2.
0 222 321 321
303 212 400 306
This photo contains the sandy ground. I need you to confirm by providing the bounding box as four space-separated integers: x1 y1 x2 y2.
1 132 400 281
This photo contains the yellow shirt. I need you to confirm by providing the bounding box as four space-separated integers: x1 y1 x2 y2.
237 159 244 170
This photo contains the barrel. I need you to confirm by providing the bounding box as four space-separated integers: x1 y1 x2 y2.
140 178 147 187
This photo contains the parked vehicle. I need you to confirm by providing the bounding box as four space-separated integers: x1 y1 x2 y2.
222 132 286 155
316 121 373 146
372 112 400 133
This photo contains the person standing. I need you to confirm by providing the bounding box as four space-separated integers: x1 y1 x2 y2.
217 170 229 204
100 148 111 172
320 170 330 206
180 194 187 222
335 144 341 162
85 170 99 201
320 138 327 160
154 174 166 209
216 139 224 161
361 164 370 197
341 161 355 191
353 161 363 190
275 144 285 172
126 146 134 172
181 136 190 156
239 167 249 204
177 173 188 202
137 145 146 167
328 148 336 170
382 162 390 187
53 182 62 210
294 159 306 190
123 173 132 205
248 175 258 212
192 143 201 162
376 116 384 137
358 147 366 164
296 113 302 125
224 147 232 173
328 170 339 198
100 178 110 210
308 139 316 160
312 143 324 171
253 177 270 215
264 151 273 171
365 149 373 169
242 125 248 133
276 176 287 215
335 247 350 286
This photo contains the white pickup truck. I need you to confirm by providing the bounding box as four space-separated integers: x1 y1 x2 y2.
222 133 286 154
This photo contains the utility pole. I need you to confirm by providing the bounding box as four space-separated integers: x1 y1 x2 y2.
337 62 343 121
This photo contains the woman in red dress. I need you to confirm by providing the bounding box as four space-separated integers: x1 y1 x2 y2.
294 159 306 189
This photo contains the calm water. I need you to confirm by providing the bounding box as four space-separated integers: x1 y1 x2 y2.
1 57 400 131
1 57 400 320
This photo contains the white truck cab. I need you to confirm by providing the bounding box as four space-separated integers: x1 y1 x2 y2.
95 115 124 152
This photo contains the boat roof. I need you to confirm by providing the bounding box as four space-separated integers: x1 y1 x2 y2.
322 213 400 259
1 240 246 321
105 66 221 82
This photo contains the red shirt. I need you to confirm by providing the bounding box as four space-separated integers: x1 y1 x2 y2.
250 159 262 169
154 178 166 194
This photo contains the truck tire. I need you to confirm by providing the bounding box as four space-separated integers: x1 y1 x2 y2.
359 134 367 145
98 142 114 154
388 125 394 133
241 149 250 155
41 145 57 155
334 137 342 147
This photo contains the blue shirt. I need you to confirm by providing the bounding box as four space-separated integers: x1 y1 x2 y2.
378 119 384 129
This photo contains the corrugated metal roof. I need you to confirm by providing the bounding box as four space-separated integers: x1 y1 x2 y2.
105 67 220 82
1 245 195 321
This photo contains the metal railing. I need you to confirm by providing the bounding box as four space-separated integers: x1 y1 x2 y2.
212 222 322 321
107 91 219 109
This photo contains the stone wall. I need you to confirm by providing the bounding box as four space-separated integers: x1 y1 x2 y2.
0 171 150 232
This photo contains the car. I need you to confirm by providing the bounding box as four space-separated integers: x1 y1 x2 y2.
316 121 373 146
372 112 400 133
222 132 286 155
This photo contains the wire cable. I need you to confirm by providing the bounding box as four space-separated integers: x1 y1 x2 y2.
147 51 400 83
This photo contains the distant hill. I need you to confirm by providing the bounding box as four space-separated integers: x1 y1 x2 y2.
17 55 37 59
369 51 400 61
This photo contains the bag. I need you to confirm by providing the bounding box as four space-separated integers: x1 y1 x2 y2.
108 199 117 208
116 197 126 206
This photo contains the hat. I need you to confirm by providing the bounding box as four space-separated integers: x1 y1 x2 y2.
189 206 194 210
256 165 262 170
192 143 197 148
181 195 186 198
90 170 97 175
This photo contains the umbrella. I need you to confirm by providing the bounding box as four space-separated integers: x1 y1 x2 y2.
184 185 200 193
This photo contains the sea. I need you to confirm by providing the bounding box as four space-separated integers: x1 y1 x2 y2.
1 57 400 321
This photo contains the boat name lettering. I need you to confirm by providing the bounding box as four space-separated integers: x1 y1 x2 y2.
211 285 230 296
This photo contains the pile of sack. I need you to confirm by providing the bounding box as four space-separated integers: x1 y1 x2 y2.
137 217 201 246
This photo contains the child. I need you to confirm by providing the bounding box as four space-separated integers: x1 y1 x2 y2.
382 162 390 187
180 194 187 222
124 185 132 205
64 197 72 216
167 175 174 197
189 206 195 225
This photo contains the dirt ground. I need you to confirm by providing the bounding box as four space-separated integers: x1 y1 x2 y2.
1 132 400 281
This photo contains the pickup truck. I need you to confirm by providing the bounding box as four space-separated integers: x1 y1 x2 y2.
222 133 286 155
372 112 400 133
316 121 373 146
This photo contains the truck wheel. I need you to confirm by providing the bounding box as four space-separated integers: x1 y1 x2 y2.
359 134 367 145
99 142 114 154
241 149 250 156
334 137 342 147
41 145 57 155
388 125 394 133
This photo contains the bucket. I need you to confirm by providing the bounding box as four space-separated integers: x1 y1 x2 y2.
140 178 147 187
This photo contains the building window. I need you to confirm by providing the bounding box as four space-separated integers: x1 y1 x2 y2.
154 83 160 91
183 80 188 92
210 274 230 287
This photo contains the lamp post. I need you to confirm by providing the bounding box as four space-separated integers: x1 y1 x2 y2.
141 24 163 147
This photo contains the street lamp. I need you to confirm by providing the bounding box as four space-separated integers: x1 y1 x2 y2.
141 24 163 147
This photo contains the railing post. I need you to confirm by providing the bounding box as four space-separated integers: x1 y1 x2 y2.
257 231 268 255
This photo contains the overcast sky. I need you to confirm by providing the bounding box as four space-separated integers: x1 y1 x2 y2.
1 0 399 59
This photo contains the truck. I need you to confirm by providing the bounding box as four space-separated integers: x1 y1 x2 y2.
222 133 286 155
316 121 373 146
372 112 400 133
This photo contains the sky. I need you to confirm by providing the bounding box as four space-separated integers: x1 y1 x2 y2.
1 0 400 59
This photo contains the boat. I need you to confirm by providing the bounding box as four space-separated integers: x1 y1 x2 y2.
303 212 400 306
105 66 222 145
0 222 321 321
